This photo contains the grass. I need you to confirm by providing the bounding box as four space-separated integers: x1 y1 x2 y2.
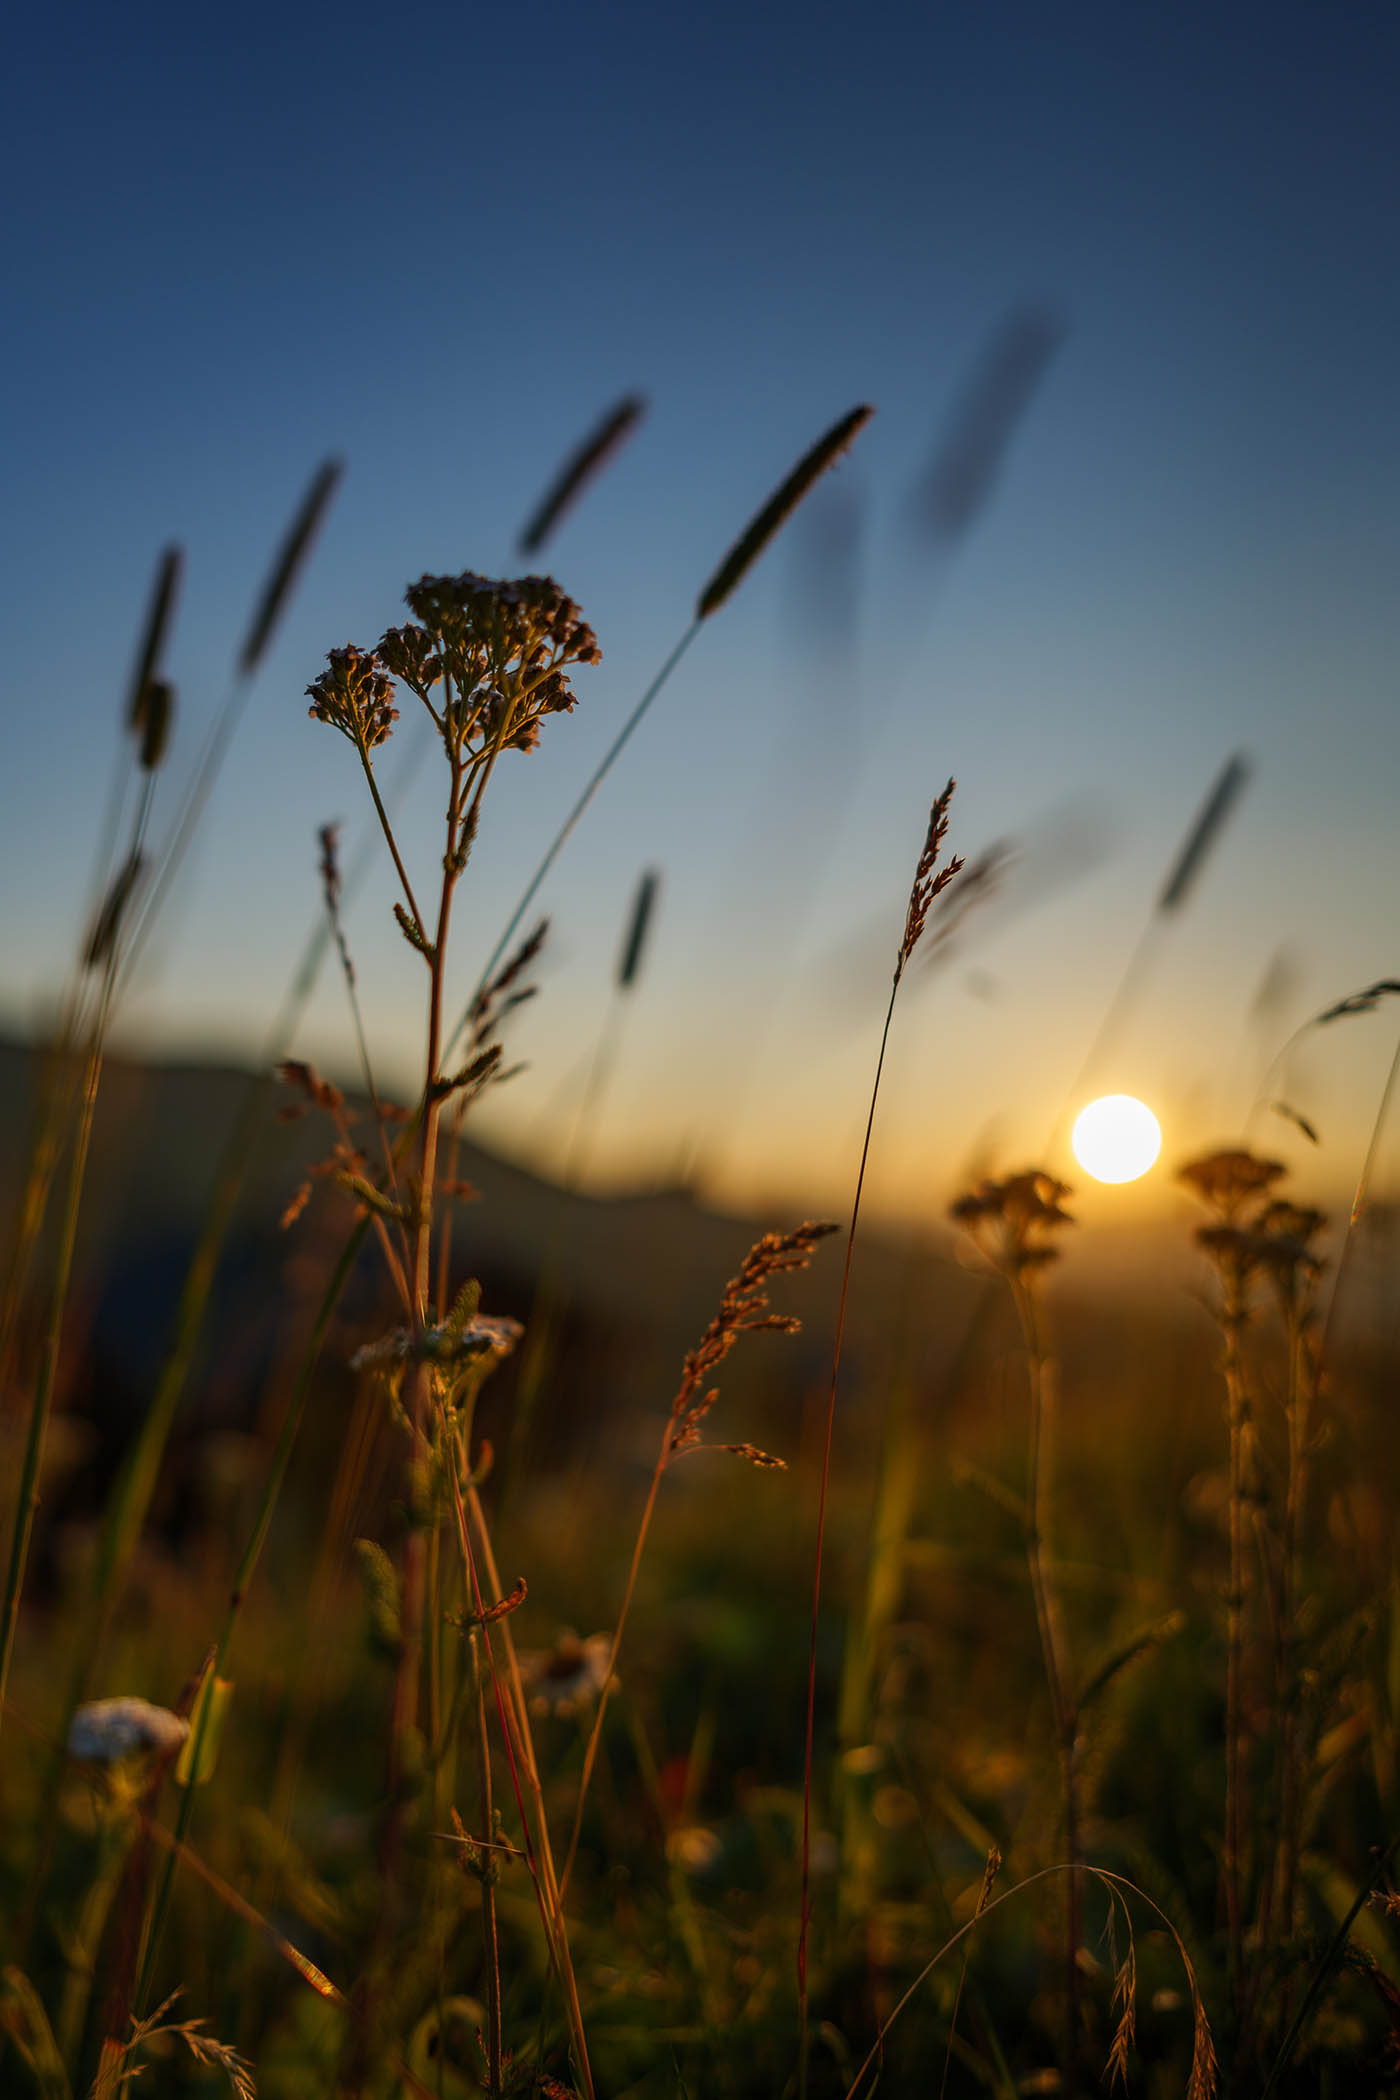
1 386 1398 2100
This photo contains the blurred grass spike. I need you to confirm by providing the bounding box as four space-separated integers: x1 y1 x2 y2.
133 676 175 772
238 457 343 676
618 867 660 989
82 851 147 970
1157 752 1250 912
123 545 183 731
697 404 874 619
518 393 647 554
910 305 1063 542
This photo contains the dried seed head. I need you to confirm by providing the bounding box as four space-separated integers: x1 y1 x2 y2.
306 644 398 749
277 1058 344 1113
666 1220 838 1460
900 779 964 970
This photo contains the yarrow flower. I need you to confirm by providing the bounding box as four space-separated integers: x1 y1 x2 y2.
350 1312 523 1372
306 644 399 749
950 1169 1075 1277
68 1697 189 1767
398 570 600 753
1177 1149 1287 1222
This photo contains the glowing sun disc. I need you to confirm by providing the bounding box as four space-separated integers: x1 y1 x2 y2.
1071 1095 1162 1184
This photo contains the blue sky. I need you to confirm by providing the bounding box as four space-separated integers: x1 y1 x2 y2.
5 0 1399 1224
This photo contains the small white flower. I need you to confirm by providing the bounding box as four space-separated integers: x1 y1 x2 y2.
68 1697 189 1766
519 1632 613 1717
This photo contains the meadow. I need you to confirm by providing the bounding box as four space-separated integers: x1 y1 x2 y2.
1 396 1397 2100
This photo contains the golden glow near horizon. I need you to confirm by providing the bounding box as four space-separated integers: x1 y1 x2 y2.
1071 1094 1162 1185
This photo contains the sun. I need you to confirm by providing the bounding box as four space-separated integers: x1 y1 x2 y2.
1071 1094 1162 1184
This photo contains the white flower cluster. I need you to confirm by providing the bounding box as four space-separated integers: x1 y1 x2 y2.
67 1696 189 1766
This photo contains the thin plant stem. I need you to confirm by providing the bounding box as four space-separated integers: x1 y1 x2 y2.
559 1450 666 1902
1323 1025 1400 1358
1011 1275 1081 2086
799 968 900 2098
1220 1255 1250 2010
0 928 126 1740
444 1452 594 2098
133 1209 368 2010
469 1629 504 2098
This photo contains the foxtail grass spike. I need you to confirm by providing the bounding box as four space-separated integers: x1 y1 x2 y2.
83 852 147 970
911 307 1062 541
125 546 183 730
238 458 343 677
518 394 647 554
617 868 660 989
696 404 874 620
1158 752 1249 912
135 678 175 772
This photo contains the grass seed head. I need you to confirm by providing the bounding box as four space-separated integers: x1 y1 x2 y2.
900 778 964 969
518 392 647 555
240 457 343 677
696 404 874 620
133 675 175 771
124 545 182 731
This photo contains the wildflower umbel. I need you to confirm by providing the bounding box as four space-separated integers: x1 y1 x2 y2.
898 779 964 980
307 571 600 764
306 643 399 750
399 570 601 754
1178 1148 1287 1224
951 1169 1075 1277
68 1697 189 1766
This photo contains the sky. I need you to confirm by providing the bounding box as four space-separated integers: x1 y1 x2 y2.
4 0 1399 1232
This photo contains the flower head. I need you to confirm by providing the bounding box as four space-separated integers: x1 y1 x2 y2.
950 1169 1075 1279
306 644 399 749
396 571 599 754
68 1696 189 1768
518 1631 613 1717
1177 1149 1287 1221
